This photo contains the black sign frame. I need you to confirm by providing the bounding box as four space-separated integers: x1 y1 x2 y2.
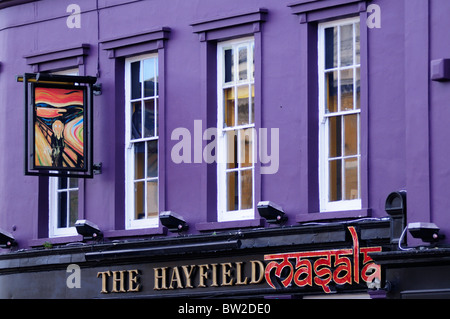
20 73 97 178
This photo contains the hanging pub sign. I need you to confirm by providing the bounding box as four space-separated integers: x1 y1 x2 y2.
18 73 98 178
33 83 87 170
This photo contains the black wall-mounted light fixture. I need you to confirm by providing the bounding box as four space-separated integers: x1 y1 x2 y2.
75 219 102 241
159 211 189 233
0 229 16 248
257 201 287 224
408 222 444 244
431 58 450 82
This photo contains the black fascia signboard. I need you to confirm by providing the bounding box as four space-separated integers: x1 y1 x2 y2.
18 73 97 178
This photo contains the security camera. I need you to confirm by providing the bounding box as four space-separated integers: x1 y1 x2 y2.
159 211 188 233
0 229 16 248
75 219 102 240
257 201 287 224
408 222 444 243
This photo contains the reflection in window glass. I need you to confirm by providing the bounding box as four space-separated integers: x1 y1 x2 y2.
131 61 141 100
340 24 354 67
326 71 338 113
224 88 235 127
144 99 155 138
238 46 248 81
225 49 234 83
240 169 253 210
237 85 250 125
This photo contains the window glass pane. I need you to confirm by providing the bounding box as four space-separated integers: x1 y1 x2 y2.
340 68 354 111
251 42 255 80
344 114 358 156
155 99 159 135
250 85 255 124
325 27 338 69
58 191 68 228
238 46 248 81
155 59 159 96
325 71 338 113
329 159 342 202
224 88 235 127
58 177 67 189
69 190 78 227
344 158 359 200
134 181 145 220
69 178 78 189
146 181 158 219
237 85 249 125
147 140 158 178
144 99 155 138
340 24 354 67
226 171 238 212
131 61 141 100
54 176 79 231
355 67 361 110
224 48 234 83
329 116 342 158
240 128 253 168
131 101 142 139
355 22 360 65
143 58 156 98
240 169 253 210
134 142 145 180
226 131 237 169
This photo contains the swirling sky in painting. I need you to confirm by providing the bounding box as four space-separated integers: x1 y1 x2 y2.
34 86 84 169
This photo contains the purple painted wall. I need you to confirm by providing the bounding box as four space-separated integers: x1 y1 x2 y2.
0 0 449 250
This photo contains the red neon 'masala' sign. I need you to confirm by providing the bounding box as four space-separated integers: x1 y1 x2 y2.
264 226 382 293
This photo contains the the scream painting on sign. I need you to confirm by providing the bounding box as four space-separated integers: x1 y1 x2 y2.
33 84 86 170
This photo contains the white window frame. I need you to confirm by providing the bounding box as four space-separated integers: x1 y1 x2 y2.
125 53 159 229
48 68 80 237
318 17 362 212
49 176 79 237
217 37 256 222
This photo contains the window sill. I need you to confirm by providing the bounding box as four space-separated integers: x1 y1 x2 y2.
295 209 371 223
104 226 167 239
29 235 83 248
196 218 265 232
29 227 168 247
